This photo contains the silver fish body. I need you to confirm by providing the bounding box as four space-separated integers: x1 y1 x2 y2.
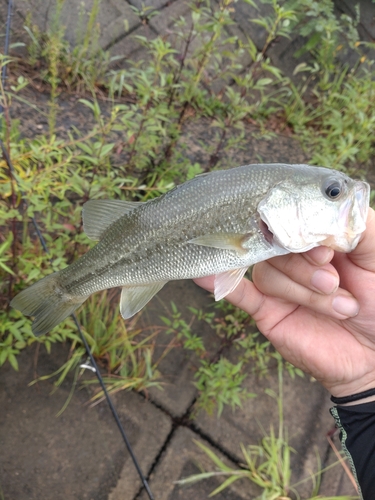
11 163 370 335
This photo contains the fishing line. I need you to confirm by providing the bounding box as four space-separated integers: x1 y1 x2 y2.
1 5 154 499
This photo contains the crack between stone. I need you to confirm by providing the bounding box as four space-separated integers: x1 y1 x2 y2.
133 391 247 499
106 0 180 52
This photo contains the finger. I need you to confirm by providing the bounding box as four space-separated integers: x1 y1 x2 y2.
266 252 339 295
348 208 375 272
193 246 335 295
252 260 360 319
303 246 334 266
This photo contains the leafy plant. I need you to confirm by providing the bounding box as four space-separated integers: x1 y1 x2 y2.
24 0 118 93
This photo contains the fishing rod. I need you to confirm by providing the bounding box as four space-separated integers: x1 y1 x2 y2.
0 3 154 498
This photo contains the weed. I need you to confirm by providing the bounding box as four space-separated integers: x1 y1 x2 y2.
286 64 375 172
160 301 303 415
24 0 119 95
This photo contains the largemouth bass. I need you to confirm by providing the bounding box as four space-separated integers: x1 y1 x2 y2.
11 163 369 336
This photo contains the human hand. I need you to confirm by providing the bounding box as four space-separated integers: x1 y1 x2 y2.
194 208 375 399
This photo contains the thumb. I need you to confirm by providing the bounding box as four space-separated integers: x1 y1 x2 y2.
348 207 375 272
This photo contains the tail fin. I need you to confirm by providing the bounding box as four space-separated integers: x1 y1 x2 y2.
10 272 88 336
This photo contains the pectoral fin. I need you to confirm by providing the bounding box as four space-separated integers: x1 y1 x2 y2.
82 199 146 240
214 267 248 301
188 233 249 255
120 281 167 319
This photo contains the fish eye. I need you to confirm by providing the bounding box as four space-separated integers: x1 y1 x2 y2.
324 181 342 200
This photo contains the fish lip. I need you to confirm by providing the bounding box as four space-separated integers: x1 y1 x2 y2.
342 181 369 236
355 181 370 223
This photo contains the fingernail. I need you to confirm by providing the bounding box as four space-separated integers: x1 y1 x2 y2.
311 270 339 294
332 295 360 317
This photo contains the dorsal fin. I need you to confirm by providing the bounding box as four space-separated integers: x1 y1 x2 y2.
82 199 145 240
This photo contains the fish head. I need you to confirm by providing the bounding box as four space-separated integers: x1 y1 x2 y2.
257 166 370 253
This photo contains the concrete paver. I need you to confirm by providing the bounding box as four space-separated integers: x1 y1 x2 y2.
127 0 173 12
180 118 307 168
230 0 272 51
140 280 219 417
7 0 141 49
109 24 157 65
106 390 172 500
0 345 172 500
148 0 192 34
138 427 258 500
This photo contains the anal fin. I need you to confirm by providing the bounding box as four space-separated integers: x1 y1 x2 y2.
120 281 167 319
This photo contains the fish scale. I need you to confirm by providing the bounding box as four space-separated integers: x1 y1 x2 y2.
11 163 370 335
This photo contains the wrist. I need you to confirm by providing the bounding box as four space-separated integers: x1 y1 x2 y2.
327 376 375 400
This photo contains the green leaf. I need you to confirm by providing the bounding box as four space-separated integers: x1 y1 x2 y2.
209 474 241 496
256 77 273 86
78 99 96 112
295 32 321 58
76 142 94 154
26 268 42 283
0 261 15 274
99 143 115 157
194 440 233 472
8 353 19 371
0 348 8 365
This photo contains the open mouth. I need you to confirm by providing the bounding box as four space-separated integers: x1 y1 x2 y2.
259 219 274 244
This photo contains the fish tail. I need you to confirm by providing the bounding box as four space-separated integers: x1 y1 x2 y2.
10 272 88 336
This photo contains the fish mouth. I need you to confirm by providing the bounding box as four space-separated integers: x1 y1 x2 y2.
259 219 274 245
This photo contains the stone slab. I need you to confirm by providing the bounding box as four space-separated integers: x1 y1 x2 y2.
0 344 171 500
336 0 375 40
139 280 221 417
5 0 140 50
107 391 172 499
231 0 273 51
138 426 258 499
149 0 191 34
127 0 173 12
180 118 308 169
108 23 157 66
149 1 253 93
